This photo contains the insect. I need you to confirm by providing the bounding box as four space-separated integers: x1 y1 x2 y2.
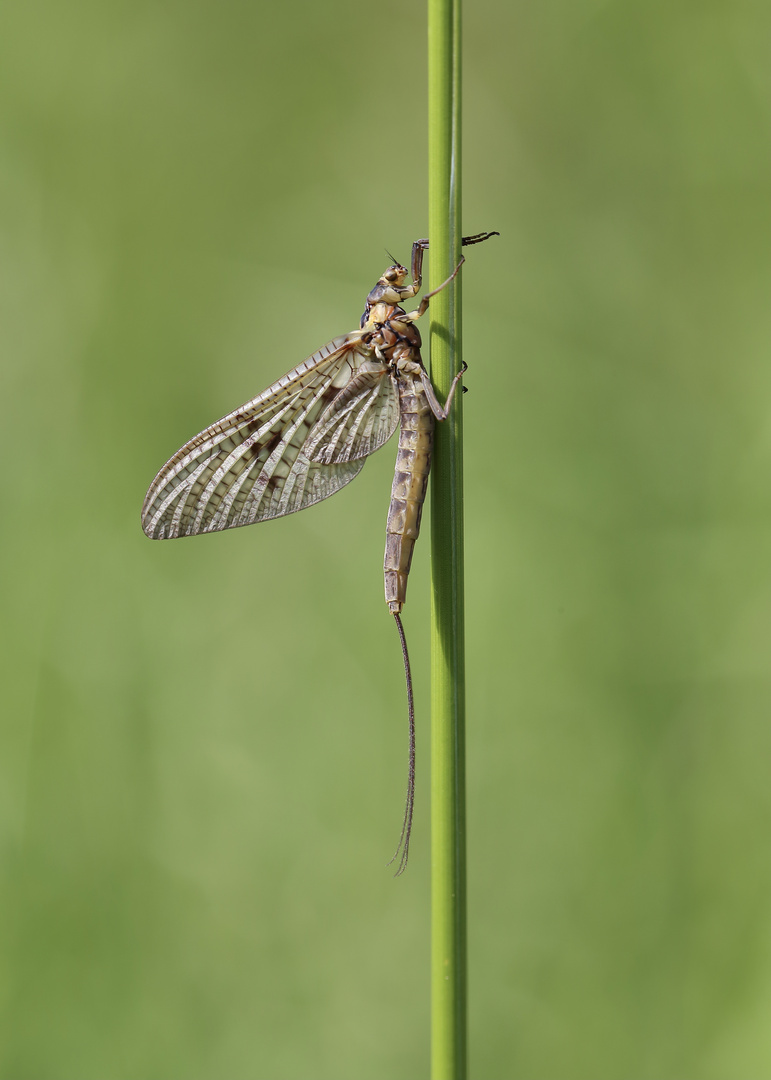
142 230 498 873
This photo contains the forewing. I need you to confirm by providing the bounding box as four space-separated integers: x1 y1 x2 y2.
142 334 371 539
306 363 399 465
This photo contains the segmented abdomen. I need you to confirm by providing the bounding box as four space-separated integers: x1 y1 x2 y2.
384 376 434 613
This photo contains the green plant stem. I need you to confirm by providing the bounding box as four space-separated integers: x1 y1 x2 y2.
428 0 466 1077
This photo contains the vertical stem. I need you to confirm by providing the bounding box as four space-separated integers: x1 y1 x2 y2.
428 0 466 1077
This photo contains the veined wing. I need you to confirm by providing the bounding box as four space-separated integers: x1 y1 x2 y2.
142 333 381 539
306 362 399 465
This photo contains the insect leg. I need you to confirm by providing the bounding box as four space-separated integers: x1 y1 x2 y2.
410 238 430 290
408 231 498 290
400 256 466 323
459 230 500 246
408 231 498 294
419 360 468 422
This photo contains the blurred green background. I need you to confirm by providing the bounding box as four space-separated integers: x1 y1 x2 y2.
1 1 769 1077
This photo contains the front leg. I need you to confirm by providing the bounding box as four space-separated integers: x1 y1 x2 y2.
408 231 499 296
409 238 430 291
402 231 500 323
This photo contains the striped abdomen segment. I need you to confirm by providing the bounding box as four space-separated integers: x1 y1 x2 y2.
384 376 434 613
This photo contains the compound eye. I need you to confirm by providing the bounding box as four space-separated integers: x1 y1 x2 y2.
385 268 398 282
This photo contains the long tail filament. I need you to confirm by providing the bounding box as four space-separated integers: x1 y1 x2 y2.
388 611 415 877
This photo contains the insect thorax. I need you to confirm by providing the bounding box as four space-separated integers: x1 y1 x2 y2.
361 302 423 363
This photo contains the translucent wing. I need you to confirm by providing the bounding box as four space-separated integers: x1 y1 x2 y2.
141 334 395 540
306 363 400 465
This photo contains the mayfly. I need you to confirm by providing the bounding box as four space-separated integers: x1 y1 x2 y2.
141 231 498 874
